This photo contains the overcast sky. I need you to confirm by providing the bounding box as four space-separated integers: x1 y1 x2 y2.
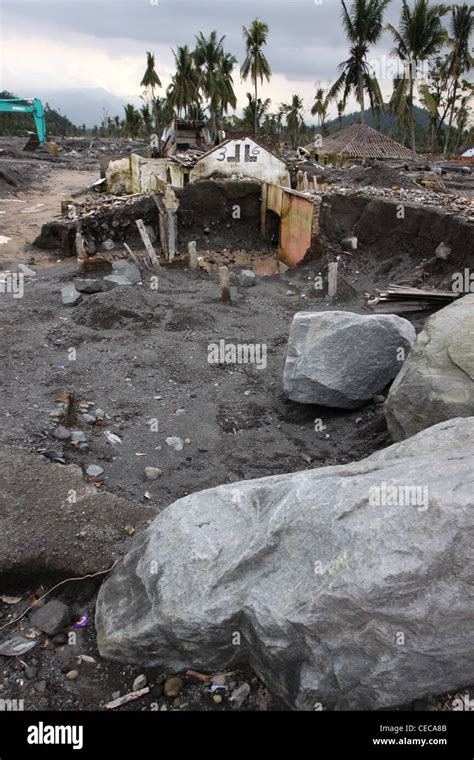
1 0 421 121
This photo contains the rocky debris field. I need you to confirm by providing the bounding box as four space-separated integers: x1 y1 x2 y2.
1 140 473 713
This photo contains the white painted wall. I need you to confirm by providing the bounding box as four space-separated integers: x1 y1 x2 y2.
190 138 290 186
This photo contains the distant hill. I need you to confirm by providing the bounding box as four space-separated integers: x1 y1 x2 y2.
34 88 141 128
326 104 430 133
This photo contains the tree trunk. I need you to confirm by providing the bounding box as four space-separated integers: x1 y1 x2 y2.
409 73 416 159
358 69 366 164
443 78 458 157
254 76 258 134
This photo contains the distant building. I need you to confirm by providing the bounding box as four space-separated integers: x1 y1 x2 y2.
307 124 413 163
162 118 212 157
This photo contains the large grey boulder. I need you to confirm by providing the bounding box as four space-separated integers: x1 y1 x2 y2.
96 417 474 710
283 311 416 408
385 295 474 441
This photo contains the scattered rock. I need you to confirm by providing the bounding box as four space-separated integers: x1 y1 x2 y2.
230 683 250 708
86 465 104 477
112 261 141 285
166 437 184 452
0 636 38 657
341 235 358 251
435 241 451 260
385 295 474 441
238 270 256 287
18 263 36 277
283 311 416 408
52 633 68 646
103 275 133 289
144 467 163 481
133 674 147 691
101 239 115 251
66 670 79 681
213 694 223 704
163 677 183 698
81 414 96 424
96 417 474 710
74 279 104 294
30 600 70 636
61 284 82 307
51 425 71 441
24 666 39 680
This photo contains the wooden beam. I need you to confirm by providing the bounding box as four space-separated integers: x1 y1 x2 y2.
136 219 160 271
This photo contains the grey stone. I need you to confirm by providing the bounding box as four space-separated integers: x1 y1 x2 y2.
81 414 97 424
283 311 416 409
61 285 82 307
230 682 250 708
103 275 133 289
52 425 71 441
341 235 358 251
112 261 141 285
95 417 474 710
74 279 104 294
435 242 451 260
132 674 147 691
70 431 87 443
166 437 184 451
18 263 36 277
0 635 38 657
144 467 163 481
238 270 256 287
86 465 104 477
101 239 115 251
30 600 70 636
385 295 474 441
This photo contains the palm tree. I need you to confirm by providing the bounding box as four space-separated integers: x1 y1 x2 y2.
311 85 330 128
337 99 345 124
442 4 473 155
141 103 153 134
240 19 272 133
329 0 391 127
140 52 162 133
123 104 142 138
194 31 237 140
167 45 199 118
387 0 448 157
280 95 304 148
242 93 271 131
419 82 441 150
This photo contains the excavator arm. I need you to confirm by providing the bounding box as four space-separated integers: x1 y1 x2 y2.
0 97 57 155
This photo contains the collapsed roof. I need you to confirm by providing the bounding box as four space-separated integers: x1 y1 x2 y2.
311 124 413 161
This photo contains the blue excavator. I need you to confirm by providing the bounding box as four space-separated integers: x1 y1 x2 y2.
0 97 58 156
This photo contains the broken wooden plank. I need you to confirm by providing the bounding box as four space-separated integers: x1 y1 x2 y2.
123 242 141 268
219 266 231 304
105 686 150 710
188 241 198 270
136 219 160 272
328 262 338 298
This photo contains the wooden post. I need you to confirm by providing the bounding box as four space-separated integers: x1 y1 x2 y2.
328 262 338 298
136 219 160 271
123 242 141 268
188 241 198 269
75 232 86 259
219 266 231 304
